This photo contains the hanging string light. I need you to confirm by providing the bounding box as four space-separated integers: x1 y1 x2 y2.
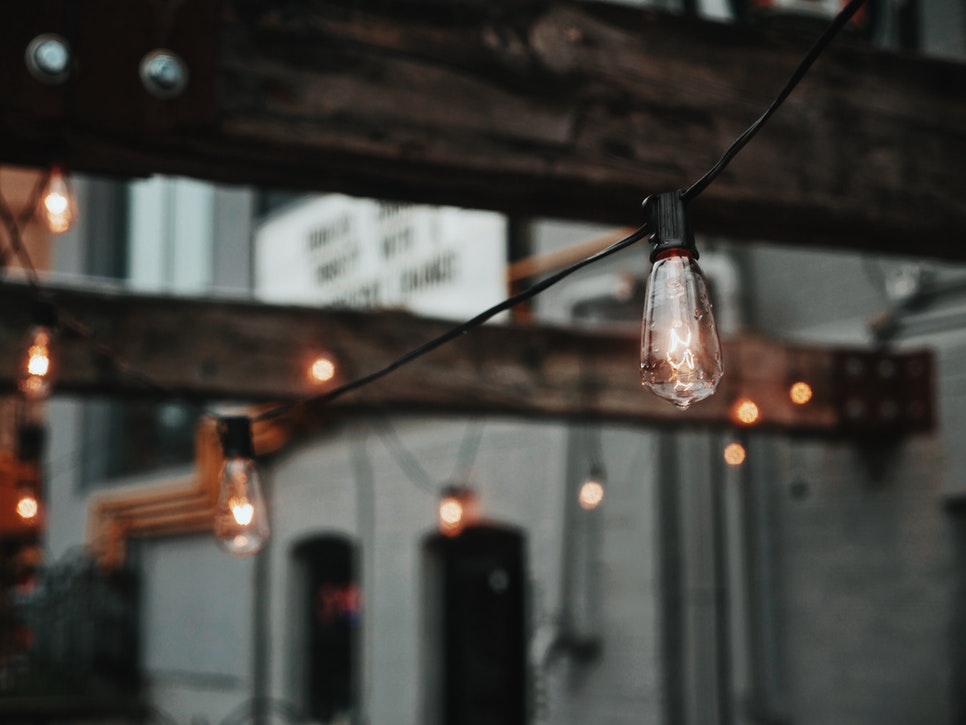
18 300 58 400
14 424 45 522
437 485 478 537
640 192 723 409
213 417 270 556
0 0 869 557
39 166 75 234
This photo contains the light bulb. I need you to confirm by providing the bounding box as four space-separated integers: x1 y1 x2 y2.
578 478 605 510
18 303 58 400
438 485 479 536
640 191 723 409
790 381 813 405
16 490 39 520
41 167 75 234
438 496 464 536
641 251 722 409
214 417 269 556
723 442 746 466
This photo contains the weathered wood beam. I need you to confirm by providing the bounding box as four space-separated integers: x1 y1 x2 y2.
0 1 963 258
0 282 932 435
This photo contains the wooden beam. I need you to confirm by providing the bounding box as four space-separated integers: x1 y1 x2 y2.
0 281 933 435
0 1 963 258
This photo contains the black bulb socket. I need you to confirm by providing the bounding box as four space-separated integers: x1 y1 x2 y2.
221 416 255 459
31 299 58 328
642 190 699 262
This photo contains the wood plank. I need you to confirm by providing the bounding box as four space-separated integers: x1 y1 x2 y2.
0 281 931 435
0 1 963 258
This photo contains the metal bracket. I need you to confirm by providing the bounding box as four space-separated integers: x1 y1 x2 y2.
832 349 933 434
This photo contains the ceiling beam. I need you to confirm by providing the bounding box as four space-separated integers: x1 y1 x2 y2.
0 282 933 435
0 1 963 259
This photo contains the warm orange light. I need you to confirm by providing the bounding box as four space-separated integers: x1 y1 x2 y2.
309 356 336 383
16 494 39 520
733 399 761 425
439 497 464 535
578 480 605 510
789 381 813 405
42 168 74 233
723 442 746 466
27 346 50 377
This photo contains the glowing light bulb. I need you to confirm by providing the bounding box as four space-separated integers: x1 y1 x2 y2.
309 356 336 383
41 167 75 233
18 303 57 400
641 251 723 409
723 442 746 466
640 192 722 409
16 492 39 520
790 381 813 405
732 398 761 425
439 496 464 535
578 479 605 510
214 417 269 556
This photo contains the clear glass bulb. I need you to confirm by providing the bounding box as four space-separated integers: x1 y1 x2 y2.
641 250 723 409
42 168 75 234
214 457 269 556
19 325 55 400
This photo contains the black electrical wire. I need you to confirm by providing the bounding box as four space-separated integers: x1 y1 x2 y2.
252 224 650 422
0 0 870 438
682 0 868 202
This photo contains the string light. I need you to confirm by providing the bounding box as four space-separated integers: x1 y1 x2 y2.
309 355 336 383
40 166 75 234
14 424 45 522
578 477 605 511
18 300 58 400
732 398 761 426
213 417 269 556
790 381 813 405
640 192 723 409
16 489 39 520
438 486 477 536
723 442 746 466
0 0 870 555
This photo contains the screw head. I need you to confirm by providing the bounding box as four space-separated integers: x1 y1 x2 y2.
139 49 189 99
25 34 71 85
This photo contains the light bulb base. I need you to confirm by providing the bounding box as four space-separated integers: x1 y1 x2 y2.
221 416 255 458
642 190 698 262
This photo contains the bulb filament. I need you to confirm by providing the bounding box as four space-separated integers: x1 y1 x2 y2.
230 497 255 526
27 346 50 377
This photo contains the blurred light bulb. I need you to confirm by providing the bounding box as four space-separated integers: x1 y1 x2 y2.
578 479 605 510
641 250 723 409
41 167 75 233
790 381 813 405
214 417 269 556
16 492 39 520
732 398 761 425
439 496 464 535
309 356 336 383
19 303 57 400
723 442 746 466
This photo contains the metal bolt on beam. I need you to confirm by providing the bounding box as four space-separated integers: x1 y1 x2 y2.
139 49 189 99
25 34 71 85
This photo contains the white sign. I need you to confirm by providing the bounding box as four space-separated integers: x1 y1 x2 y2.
255 195 507 321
